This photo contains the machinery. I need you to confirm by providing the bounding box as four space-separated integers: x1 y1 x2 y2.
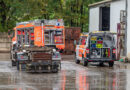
11 19 64 72
16 47 61 72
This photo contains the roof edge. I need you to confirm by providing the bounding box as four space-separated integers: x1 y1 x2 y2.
88 0 112 7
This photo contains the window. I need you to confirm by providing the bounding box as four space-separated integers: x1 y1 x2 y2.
79 36 87 45
99 6 110 31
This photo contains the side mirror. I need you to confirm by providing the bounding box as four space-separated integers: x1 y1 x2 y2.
74 40 77 45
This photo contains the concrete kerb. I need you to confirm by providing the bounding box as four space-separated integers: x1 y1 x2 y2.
119 56 129 63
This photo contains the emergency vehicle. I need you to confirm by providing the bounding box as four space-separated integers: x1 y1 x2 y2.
11 19 64 72
75 31 117 67
75 33 89 66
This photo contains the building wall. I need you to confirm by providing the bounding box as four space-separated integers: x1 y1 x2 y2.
110 0 125 32
88 0 130 58
127 0 130 58
0 33 11 60
89 0 125 32
89 7 100 32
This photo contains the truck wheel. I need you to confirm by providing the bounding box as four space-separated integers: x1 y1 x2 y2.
83 57 88 66
16 61 20 70
75 55 80 64
109 62 114 67
12 60 16 66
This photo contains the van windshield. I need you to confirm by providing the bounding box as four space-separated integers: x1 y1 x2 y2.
79 36 88 45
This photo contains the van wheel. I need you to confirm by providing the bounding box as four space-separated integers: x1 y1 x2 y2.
83 57 88 66
109 62 114 67
99 62 104 66
75 59 80 64
75 55 80 64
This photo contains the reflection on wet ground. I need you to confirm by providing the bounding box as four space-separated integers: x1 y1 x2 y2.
0 61 129 90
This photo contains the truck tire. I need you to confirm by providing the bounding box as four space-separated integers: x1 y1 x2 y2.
16 61 20 70
12 60 16 66
109 61 114 67
75 55 80 64
83 57 88 66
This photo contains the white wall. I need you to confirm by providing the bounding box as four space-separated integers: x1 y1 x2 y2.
89 7 99 32
110 0 125 32
89 0 130 58
127 0 130 58
89 0 125 32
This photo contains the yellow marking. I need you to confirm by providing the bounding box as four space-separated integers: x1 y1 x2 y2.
91 31 117 34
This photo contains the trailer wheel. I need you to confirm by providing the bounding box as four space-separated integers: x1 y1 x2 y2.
52 70 58 73
52 64 59 73
75 55 80 64
52 68 58 73
109 61 114 67
83 57 88 66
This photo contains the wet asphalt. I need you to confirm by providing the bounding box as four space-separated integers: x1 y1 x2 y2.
0 56 129 90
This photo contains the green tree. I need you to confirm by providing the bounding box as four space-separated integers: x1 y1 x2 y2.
0 0 103 32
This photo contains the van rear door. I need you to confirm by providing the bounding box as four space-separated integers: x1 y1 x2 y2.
89 33 115 59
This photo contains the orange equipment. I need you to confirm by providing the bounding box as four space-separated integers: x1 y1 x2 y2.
12 19 65 51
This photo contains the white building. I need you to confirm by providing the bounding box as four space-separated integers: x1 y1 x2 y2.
89 0 130 59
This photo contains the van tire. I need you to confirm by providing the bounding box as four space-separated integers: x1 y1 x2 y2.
75 55 80 64
83 57 88 66
109 61 114 67
99 62 104 66
75 59 80 64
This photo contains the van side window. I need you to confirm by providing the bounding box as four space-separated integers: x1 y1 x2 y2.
78 36 88 45
81 36 87 45
81 39 86 45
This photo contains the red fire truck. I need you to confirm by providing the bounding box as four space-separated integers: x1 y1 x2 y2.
11 19 64 72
